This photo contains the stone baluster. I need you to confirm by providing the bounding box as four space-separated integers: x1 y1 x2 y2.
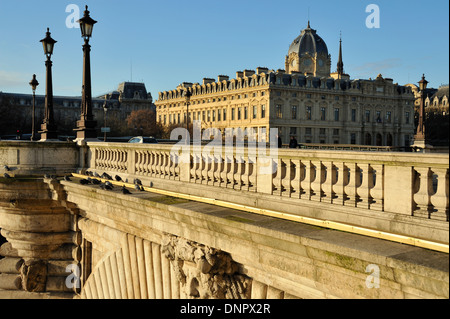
272 158 283 196
334 162 346 205
429 168 449 221
227 157 236 189
281 158 292 197
369 164 384 211
358 164 372 209
322 161 337 204
223 156 232 188
201 155 209 185
310 161 325 202
207 155 215 185
344 163 360 207
191 154 199 183
303 160 314 200
413 167 433 219
215 155 224 187
168 151 176 179
149 151 156 177
248 156 257 192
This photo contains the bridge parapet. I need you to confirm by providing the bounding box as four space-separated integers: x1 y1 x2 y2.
84 142 449 245
0 141 449 299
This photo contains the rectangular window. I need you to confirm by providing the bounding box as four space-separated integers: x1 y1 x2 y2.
212 110 216 122
333 129 339 136
261 105 266 118
253 106 257 119
376 111 382 123
238 107 241 120
386 111 392 123
365 110 371 123
320 107 326 121
207 110 211 122
405 111 410 124
244 107 248 120
290 127 297 136
223 109 227 121
306 106 312 120
351 133 357 145
334 108 340 121
319 128 326 135
217 109 221 122
231 108 235 121
351 109 356 122
305 128 312 135
276 105 283 119
291 105 297 120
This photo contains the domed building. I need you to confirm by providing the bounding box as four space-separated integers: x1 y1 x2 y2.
285 22 332 78
155 22 416 148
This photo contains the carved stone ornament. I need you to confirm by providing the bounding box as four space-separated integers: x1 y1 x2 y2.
161 233 251 299
20 259 48 292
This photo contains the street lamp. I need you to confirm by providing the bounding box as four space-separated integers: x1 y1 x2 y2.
102 98 109 142
29 74 39 141
185 89 192 131
39 28 58 141
75 5 98 140
415 74 429 141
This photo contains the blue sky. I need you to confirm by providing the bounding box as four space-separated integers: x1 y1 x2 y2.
0 0 448 99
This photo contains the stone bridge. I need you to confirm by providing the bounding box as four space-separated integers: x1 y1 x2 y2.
0 140 448 299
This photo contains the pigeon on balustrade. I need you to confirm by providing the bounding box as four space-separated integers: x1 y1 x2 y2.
3 173 12 179
79 179 90 185
105 181 114 188
100 183 113 191
64 175 72 181
101 173 113 180
3 165 11 171
115 175 122 182
122 185 131 195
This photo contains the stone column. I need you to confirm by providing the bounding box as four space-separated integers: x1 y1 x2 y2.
0 178 80 298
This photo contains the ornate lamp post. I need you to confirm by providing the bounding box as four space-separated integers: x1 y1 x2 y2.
102 98 109 142
39 28 58 141
414 74 430 150
29 74 39 141
185 89 192 131
416 74 428 139
75 5 98 140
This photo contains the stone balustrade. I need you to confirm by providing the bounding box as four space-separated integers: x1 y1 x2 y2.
85 142 449 244
0 140 448 299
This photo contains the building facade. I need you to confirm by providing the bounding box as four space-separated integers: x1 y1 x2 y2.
155 23 415 147
0 82 154 137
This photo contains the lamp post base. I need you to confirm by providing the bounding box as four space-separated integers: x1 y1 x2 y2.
412 138 433 153
74 119 98 140
39 123 59 141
